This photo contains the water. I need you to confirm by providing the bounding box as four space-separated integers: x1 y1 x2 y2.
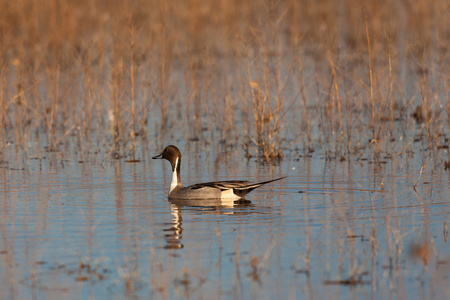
0 145 449 299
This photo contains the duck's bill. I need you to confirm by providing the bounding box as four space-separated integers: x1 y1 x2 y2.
152 153 163 159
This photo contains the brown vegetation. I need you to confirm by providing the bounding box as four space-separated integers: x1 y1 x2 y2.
0 0 449 160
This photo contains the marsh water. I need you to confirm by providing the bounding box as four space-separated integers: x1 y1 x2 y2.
1 141 449 299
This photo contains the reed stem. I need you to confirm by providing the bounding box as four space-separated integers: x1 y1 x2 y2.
364 9 375 140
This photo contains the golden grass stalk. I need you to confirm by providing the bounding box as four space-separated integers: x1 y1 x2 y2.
159 0 167 138
420 74 432 149
129 14 136 159
327 51 344 145
364 9 376 140
0 56 4 148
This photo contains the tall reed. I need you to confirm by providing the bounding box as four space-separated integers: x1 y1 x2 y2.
0 57 4 148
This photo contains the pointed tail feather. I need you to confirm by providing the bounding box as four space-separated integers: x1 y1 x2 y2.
233 176 287 197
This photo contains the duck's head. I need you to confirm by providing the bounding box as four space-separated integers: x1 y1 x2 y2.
152 145 182 171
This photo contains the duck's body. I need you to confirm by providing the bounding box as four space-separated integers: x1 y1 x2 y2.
152 145 286 200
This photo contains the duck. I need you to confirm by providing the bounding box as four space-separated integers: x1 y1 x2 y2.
152 145 286 200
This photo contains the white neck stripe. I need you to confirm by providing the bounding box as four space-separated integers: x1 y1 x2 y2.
169 157 179 194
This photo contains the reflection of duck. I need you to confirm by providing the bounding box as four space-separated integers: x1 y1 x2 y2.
163 204 184 249
169 198 253 210
164 199 254 249
153 145 286 200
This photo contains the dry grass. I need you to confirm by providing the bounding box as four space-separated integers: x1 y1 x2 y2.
0 0 449 160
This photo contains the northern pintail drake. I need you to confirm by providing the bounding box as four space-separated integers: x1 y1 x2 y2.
152 145 286 200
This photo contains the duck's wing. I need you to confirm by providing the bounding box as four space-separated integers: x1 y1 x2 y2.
187 176 287 193
187 180 252 191
235 176 287 190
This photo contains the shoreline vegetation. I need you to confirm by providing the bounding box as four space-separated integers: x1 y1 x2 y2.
0 0 449 161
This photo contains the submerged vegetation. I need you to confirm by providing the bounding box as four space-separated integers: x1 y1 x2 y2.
0 0 449 160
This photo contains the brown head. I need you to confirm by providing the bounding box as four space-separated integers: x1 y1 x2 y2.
152 145 182 172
